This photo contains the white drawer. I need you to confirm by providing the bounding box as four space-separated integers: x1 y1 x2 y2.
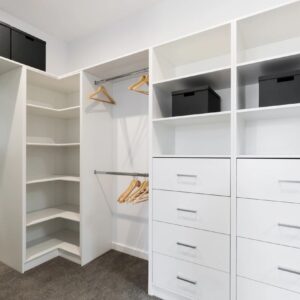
237 238 300 294
153 158 230 196
238 198 300 249
153 253 230 300
153 221 230 272
153 190 230 234
237 159 300 203
237 277 300 300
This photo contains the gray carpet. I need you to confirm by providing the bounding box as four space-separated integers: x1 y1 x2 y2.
0 250 158 300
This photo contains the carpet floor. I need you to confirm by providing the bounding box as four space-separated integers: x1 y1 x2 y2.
0 250 158 300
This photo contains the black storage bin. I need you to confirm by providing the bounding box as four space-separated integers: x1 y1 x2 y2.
259 70 300 107
0 22 11 59
172 86 220 117
11 29 46 71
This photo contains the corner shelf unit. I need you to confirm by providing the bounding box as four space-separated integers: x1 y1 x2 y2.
25 69 81 270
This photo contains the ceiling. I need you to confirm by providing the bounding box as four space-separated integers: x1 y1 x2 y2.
0 0 160 41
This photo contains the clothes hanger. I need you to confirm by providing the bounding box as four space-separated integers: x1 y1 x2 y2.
133 193 148 204
118 179 141 203
127 180 149 203
89 85 116 104
128 75 149 95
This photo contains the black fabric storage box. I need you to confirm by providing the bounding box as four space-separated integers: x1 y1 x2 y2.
11 29 46 71
0 23 11 59
259 70 300 107
172 86 220 117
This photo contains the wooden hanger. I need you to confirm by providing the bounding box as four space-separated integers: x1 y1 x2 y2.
118 179 141 203
89 85 116 104
128 75 149 95
127 180 149 203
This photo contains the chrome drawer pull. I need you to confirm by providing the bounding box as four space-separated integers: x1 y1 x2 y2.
177 174 197 178
278 266 300 276
278 223 300 230
177 208 197 214
176 242 197 249
279 180 300 184
176 275 197 285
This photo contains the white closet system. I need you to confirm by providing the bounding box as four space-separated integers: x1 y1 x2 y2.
0 1 300 300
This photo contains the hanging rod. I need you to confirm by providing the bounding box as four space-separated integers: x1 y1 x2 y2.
94 68 149 85
94 170 149 177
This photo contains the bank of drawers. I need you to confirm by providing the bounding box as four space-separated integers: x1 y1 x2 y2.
152 158 231 300
237 159 300 298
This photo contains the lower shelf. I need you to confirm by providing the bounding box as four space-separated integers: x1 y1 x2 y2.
26 230 80 262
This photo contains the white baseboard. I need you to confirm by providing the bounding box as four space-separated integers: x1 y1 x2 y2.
112 242 148 260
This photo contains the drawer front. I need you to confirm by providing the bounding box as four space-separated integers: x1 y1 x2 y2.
238 198 300 249
237 238 300 294
237 159 300 203
153 190 230 234
153 221 230 272
0 24 11 59
237 277 300 300
153 253 230 300
153 158 230 196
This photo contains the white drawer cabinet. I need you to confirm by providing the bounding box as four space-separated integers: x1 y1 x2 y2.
153 221 230 272
237 238 300 294
153 190 230 234
153 158 230 196
237 159 300 203
153 253 230 300
237 277 300 300
238 198 300 249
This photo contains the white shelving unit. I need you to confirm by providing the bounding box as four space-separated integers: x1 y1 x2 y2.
25 69 81 270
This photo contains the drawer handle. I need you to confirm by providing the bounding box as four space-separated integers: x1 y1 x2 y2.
278 223 300 230
177 174 197 178
177 242 197 249
176 275 197 285
278 266 300 276
177 208 197 214
279 180 300 184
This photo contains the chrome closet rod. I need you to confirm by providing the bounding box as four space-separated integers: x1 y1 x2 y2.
94 68 149 85
94 170 149 177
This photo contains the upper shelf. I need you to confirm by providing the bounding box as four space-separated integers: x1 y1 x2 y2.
27 176 80 185
27 104 80 119
152 24 231 82
237 1 300 64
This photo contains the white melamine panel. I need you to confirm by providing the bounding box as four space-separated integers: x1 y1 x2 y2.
237 238 300 294
27 104 80 119
237 277 300 300
153 158 230 196
153 253 230 300
153 24 231 82
237 159 300 203
237 1 300 63
153 190 230 234
238 198 300 249
153 221 230 272
80 71 113 265
0 66 26 273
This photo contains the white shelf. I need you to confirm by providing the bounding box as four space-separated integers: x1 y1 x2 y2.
153 154 231 158
27 142 80 147
237 103 300 121
27 104 80 119
27 176 80 185
152 66 231 90
153 111 231 126
27 205 80 227
26 230 80 262
237 155 300 159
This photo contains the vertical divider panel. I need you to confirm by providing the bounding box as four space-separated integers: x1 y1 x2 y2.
230 20 238 300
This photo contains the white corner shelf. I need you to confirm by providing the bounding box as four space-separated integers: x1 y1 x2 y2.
153 111 231 126
26 230 80 262
27 104 80 119
27 142 80 147
27 176 80 185
27 205 80 227
237 103 300 121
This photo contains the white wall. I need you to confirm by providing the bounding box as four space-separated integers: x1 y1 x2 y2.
67 0 294 72
0 9 67 75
